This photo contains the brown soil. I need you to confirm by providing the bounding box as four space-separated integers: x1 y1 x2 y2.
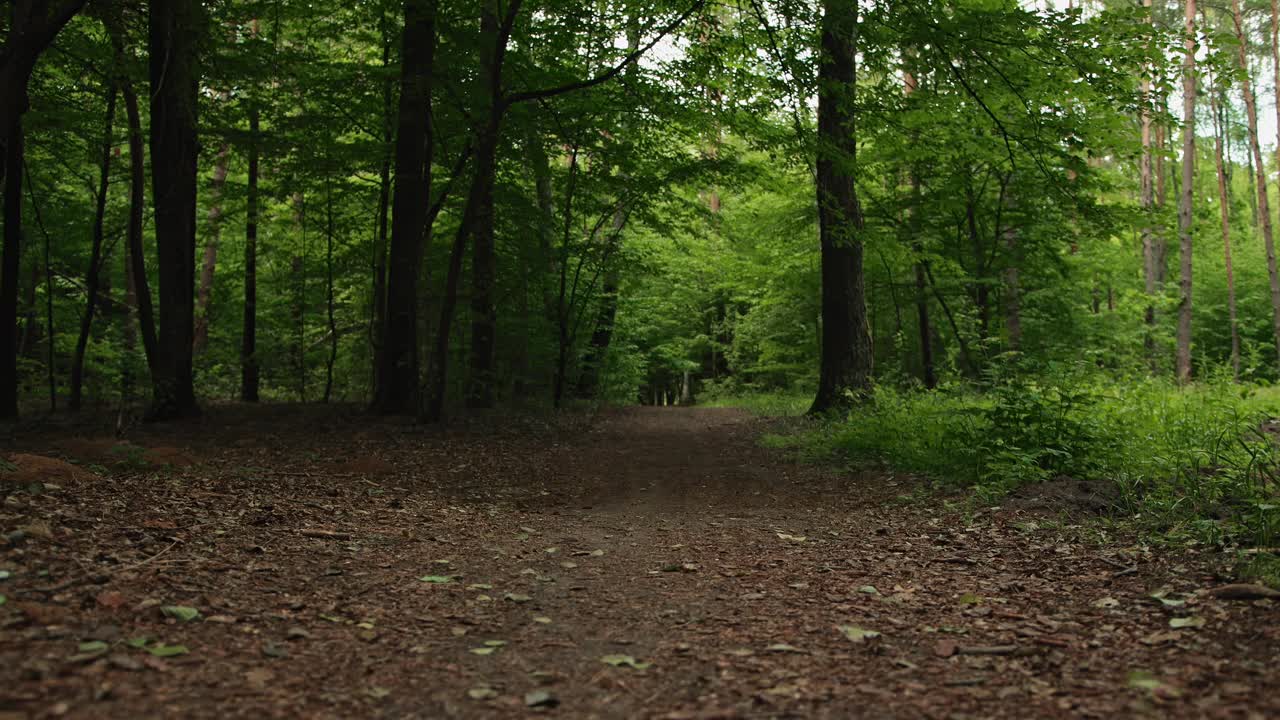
0 406 1276 719
2 454 99 487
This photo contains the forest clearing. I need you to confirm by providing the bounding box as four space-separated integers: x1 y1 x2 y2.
6 0 1280 716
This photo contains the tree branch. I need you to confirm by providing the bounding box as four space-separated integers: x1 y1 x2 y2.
504 0 706 107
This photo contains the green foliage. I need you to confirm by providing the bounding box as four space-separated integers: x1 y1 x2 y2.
739 369 1280 549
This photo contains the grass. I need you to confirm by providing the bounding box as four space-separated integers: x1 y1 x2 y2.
713 370 1280 553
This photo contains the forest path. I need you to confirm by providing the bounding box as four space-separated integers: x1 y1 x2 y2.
2 406 1277 719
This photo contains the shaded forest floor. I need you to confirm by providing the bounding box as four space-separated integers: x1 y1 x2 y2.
1 405 1277 719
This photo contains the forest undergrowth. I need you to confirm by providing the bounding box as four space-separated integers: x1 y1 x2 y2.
713 364 1280 585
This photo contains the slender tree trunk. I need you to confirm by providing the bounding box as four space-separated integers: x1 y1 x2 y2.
1175 0 1196 384
121 65 159 380
241 105 261 401
324 177 338 403
291 194 306 402
423 200 471 422
371 9 395 391
901 68 935 388
1140 0 1160 365
1211 67 1241 380
552 147 580 410
193 142 229 353
1233 0 1280 372
372 0 436 414
809 0 872 415
70 83 118 410
965 188 989 340
146 0 202 419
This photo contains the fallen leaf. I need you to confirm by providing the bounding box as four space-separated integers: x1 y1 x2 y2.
525 690 558 708
1092 597 1119 609
839 625 882 642
147 643 189 658
468 686 499 701
160 605 200 622
601 654 651 670
776 533 806 543
419 575 455 584
1168 616 1205 629
504 593 532 603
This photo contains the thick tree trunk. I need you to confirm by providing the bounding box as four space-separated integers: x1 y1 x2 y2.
1175 0 1196 384
464 0 515 411
809 0 872 415
1233 0 1280 372
70 83 118 410
193 143 229 353
147 0 202 419
241 106 261 402
1 1 90 418
1211 71 1241 380
372 0 436 414
0 120 22 419
370 10 395 390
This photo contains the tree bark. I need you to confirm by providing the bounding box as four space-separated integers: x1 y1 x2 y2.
1140 0 1160 365
70 83 118 410
809 0 872 415
0 118 23 419
324 177 338 403
1 0 89 418
146 0 202 419
371 11 395 395
120 58 160 382
1175 0 1196 384
1211 67 1241 381
1233 0 1280 372
372 0 436 414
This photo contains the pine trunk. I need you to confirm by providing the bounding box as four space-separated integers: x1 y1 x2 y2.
1211 68 1241 380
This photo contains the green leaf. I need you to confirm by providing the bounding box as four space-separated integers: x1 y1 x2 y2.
0 594 6 606
161 605 200 622
125 636 150 649
147 643 189 657
78 640 110 654
469 647 497 656
419 575 455 584
1169 616 1205 629
839 625 882 642
601 654 651 670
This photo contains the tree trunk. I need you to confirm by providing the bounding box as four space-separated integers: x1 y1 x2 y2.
1233 0 1280 372
0 119 22 419
193 142 229 353
324 177 338 403
1000 176 1022 351
372 0 436 414
241 104 261 401
70 83 118 410
464 0 516 411
371 8 395 391
1140 0 1159 364
147 0 202 419
1210 68 1241 380
809 0 872 415
1175 0 1196 384
120 62 159 381
423 202 471 422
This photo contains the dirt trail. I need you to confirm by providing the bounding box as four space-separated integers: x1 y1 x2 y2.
1 407 1277 719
